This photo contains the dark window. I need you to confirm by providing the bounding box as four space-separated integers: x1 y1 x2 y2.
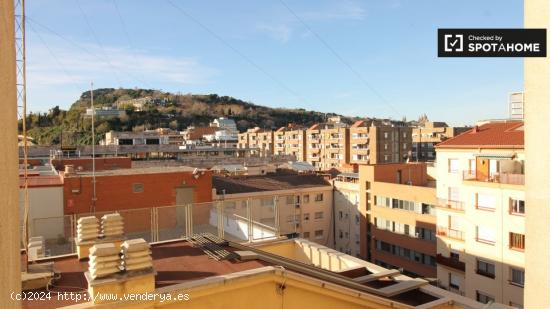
476 260 495 278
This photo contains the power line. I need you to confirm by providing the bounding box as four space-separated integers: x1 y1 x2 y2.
74 0 123 86
111 0 152 89
165 0 309 108
278 0 401 118
28 21 83 93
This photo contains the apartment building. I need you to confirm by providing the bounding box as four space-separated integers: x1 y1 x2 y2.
284 126 307 162
212 174 333 246
434 120 525 307
319 124 350 170
305 124 322 169
359 163 438 279
350 121 412 165
412 122 469 162
333 173 361 257
237 127 274 157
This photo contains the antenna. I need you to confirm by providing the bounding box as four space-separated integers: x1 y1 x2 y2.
15 0 30 271
91 82 97 213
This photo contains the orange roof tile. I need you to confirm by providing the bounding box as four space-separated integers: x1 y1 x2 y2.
351 120 365 128
435 121 524 149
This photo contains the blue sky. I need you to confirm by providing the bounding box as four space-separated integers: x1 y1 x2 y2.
26 0 523 125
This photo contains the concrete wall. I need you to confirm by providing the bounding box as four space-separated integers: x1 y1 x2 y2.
0 0 21 306
52 157 132 172
333 180 361 257
19 186 64 239
524 0 550 307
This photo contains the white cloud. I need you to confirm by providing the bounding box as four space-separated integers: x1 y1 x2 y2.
257 1 366 43
26 35 217 88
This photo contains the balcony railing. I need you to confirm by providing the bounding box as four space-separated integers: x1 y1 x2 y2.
437 227 465 241
20 194 309 259
462 170 525 185
437 198 464 211
436 254 465 272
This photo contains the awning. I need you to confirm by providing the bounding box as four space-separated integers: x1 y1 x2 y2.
475 153 515 159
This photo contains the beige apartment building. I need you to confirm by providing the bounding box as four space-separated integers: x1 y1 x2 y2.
359 163 438 279
241 120 412 171
333 173 361 257
212 174 334 247
412 122 469 162
434 121 525 307
238 127 274 157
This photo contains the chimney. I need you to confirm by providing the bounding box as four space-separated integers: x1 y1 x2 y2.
472 125 479 133
64 164 75 175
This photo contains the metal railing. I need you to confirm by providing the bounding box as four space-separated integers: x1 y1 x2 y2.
436 227 464 241
462 170 525 185
21 195 306 258
436 254 465 272
436 198 464 211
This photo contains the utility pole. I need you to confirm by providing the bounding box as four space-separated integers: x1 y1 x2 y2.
91 82 97 213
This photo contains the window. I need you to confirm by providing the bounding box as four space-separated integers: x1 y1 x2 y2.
476 193 496 210
477 226 496 244
509 233 525 250
286 196 295 205
303 232 310 238
510 198 525 215
449 273 461 290
339 211 343 220
303 213 310 221
315 193 324 202
476 259 496 278
314 230 323 239
476 291 494 304
314 212 324 219
403 143 407 149
510 267 525 287
132 183 144 193
448 159 459 173
303 194 310 203
448 187 460 202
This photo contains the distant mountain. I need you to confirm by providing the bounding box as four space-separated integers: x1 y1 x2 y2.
20 88 395 146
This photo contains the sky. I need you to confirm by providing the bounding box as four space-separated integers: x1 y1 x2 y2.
25 0 524 126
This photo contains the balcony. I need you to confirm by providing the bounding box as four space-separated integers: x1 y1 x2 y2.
436 198 464 211
436 227 464 241
436 254 465 272
462 170 525 185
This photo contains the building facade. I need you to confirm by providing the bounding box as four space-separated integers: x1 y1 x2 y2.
412 122 469 162
434 121 525 307
212 174 334 247
241 121 412 172
359 163 438 278
333 173 361 257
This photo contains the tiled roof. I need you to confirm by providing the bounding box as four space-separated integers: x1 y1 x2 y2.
436 121 524 149
351 120 366 128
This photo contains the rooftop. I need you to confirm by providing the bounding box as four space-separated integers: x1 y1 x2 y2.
213 174 330 194
436 121 524 149
22 237 487 309
62 166 198 177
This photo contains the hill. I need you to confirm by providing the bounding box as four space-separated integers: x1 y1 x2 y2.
20 88 384 146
